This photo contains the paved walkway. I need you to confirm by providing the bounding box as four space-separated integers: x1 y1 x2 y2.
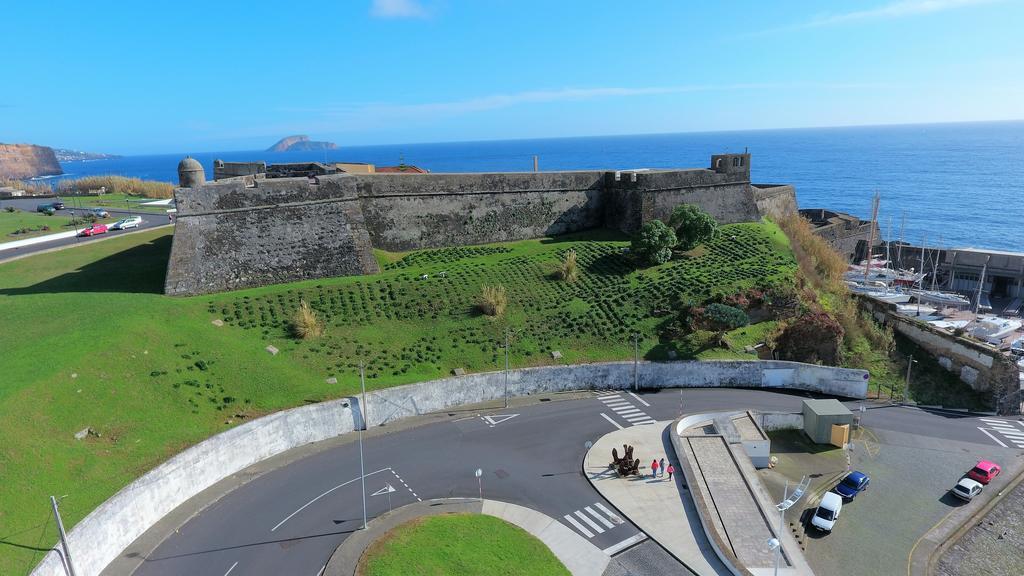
584 423 732 576
324 498 610 576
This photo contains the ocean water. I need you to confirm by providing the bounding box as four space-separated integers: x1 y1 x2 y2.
49 120 1024 251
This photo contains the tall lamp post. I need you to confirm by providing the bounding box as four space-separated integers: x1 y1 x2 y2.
503 330 510 409
903 354 917 402
358 362 368 530
50 495 76 576
632 334 640 392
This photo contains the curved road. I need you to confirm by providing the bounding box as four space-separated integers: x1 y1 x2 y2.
122 388 1007 576
0 198 169 259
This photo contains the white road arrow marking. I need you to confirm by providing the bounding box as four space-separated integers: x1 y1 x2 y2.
482 414 519 427
372 484 396 496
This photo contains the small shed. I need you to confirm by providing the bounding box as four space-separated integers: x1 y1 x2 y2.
801 399 853 444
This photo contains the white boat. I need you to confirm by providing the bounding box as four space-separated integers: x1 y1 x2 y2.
929 319 970 331
911 289 971 308
845 280 912 303
970 316 1022 344
897 304 939 317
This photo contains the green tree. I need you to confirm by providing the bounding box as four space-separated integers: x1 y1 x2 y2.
669 204 719 251
631 220 677 266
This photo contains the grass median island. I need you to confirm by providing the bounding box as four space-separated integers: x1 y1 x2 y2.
0 209 116 239
358 514 569 576
0 221 794 575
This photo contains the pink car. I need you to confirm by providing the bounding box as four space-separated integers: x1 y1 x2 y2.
80 224 108 237
967 460 1001 485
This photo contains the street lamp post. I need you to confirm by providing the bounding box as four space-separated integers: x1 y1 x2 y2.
358 362 368 530
475 468 483 501
903 354 917 402
504 330 510 409
50 496 76 576
632 334 640 392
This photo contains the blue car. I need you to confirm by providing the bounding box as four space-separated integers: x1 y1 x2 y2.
834 471 870 499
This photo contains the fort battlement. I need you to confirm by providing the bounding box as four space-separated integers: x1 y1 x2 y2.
164 154 797 295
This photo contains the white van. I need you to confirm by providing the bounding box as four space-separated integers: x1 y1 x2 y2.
811 492 843 533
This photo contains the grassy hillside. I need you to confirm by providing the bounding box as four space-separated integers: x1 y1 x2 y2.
0 222 794 574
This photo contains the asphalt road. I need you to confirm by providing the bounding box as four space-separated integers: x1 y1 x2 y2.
125 388 1009 576
0 197 169 259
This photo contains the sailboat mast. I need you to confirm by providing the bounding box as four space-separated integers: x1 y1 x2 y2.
898 212 906 267
864 192 880 285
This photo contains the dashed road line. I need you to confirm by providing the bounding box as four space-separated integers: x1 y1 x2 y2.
390 469 421 502
271 468 390 532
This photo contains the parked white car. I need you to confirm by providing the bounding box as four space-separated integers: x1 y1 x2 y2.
111 216 143 230
951 478 983 501
810 491 843 532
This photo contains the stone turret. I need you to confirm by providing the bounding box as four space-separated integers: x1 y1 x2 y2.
177 156 206 188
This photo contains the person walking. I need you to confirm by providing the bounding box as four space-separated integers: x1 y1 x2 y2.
651 459 659 478
667 463 675 481
659 458 666 478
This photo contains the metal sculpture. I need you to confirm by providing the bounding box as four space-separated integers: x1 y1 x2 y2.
610 444 640 476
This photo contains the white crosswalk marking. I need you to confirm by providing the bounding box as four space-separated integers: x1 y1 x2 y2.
978 418 1024 448
561 502 630 539
575 510 605 534
597 394 657 427
585 506 615 529
564 514 594 538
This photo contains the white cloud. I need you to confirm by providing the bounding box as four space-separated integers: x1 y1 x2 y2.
753 0 1000 35
370 0 428 19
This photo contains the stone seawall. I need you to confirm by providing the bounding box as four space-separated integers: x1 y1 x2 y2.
166 155 798 296
858 296 1018 412
30 359 864 576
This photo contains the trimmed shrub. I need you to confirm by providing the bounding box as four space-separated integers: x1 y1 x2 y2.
477 285 508 317
631 220 677 266
669 204 719 251
704 303 749 330
290 300 323 339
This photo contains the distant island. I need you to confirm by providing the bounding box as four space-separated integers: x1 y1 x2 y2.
54 148 122 162
267 135 338 152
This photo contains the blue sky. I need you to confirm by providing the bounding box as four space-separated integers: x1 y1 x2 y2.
3 0 1022 154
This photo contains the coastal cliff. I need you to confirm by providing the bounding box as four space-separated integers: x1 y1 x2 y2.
267 135 338 152
0 143 63 179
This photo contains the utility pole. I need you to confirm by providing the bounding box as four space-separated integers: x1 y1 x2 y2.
358 362 368 530
632 334 640 392
904 354 917 402
50 496 76 576
504 330 510 409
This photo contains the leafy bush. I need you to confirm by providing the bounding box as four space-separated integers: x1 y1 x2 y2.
556 249 579 282
290 300 323 339
669 204 719 251
704 303 749 330
631 220 677 266
477 285 508 317
770 310 844 365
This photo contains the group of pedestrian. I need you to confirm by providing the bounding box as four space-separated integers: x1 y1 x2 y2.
651 457 674 480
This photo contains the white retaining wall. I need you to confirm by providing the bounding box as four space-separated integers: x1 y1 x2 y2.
32 360 867 576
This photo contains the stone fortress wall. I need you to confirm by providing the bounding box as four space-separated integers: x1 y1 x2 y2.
165 153 798 296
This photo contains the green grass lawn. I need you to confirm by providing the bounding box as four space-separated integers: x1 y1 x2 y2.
0 221 794 575
0 209 117 240
358 514 569 576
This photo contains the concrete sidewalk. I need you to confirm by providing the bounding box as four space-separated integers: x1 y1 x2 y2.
584 423 733 576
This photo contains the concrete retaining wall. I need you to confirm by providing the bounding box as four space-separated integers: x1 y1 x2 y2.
32 359 865 576
757 411 805 431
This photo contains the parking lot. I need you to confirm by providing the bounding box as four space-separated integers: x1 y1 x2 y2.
759 424 1020 576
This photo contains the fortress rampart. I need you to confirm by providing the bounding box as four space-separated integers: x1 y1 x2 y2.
165 153 797 296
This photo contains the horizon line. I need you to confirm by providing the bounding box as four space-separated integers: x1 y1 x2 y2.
53 117 1024 158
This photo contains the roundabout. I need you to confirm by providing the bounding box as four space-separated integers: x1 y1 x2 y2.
79 384 1017 576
